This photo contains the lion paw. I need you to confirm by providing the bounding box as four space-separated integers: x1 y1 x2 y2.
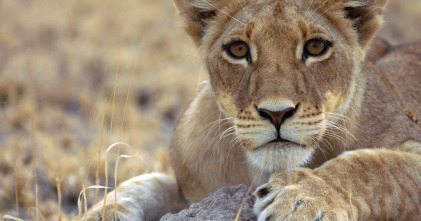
253 169 351 221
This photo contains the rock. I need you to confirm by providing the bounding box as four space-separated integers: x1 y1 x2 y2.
161 184 257 221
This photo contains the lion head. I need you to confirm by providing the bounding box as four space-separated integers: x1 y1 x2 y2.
174 0 387 172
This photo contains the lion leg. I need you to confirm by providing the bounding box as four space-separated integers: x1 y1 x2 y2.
254 148 421 220
82 173 188 221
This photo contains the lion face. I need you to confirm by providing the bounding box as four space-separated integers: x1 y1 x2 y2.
175 0 386 172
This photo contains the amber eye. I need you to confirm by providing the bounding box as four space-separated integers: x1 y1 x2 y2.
304 38 330 57
226 41 250 59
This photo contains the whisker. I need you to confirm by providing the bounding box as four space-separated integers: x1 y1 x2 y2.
219 131 238 145
313 137 330 159
324 120 357 141
202 1 246 26
323 113 358 132
202 118 234 141
323 132 348 149
203 117 234 132
205 125 236 153
324 112 357 127
306 0 329 22
305 0 315 13
236 0 252 21
309 3 337 26
227 140 244 158
323 131 348 145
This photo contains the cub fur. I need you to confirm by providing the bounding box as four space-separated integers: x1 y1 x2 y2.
85 0 421 220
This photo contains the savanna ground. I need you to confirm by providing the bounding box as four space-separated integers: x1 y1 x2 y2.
0 0 420 220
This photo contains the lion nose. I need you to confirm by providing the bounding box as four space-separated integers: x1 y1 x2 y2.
258 107 296 131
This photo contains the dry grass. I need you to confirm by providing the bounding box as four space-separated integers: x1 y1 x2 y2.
0 0 420 219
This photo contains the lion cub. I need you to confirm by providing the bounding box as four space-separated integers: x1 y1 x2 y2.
86 0 421 220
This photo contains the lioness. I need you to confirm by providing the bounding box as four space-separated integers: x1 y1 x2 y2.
86 0 421 220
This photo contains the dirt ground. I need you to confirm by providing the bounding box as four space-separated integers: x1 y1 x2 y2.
0 0 420 220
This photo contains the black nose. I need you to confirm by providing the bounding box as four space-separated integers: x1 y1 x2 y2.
258 107 296 131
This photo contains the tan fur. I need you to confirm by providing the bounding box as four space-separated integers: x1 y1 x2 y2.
171 0 421 220
85 0 421 220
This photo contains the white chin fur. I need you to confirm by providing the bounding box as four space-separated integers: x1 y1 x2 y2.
246 143 313 173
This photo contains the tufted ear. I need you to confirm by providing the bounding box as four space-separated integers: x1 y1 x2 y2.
173 0 228 47
342 0 388 50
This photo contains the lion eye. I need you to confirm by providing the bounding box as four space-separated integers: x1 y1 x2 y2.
226 41 249 59
304 38 330 57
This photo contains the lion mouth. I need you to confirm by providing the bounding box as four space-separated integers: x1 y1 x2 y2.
268 134 303 146
255 137 306 150
269 137 291 143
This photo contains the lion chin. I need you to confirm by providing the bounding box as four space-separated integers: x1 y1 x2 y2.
246 141 314 173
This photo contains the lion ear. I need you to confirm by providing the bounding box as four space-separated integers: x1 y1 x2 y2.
342 0 388 50
174 0 221 46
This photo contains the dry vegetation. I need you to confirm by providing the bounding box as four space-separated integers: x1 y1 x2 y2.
0 0 420 220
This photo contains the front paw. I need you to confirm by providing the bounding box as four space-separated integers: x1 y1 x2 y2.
254 168 351 221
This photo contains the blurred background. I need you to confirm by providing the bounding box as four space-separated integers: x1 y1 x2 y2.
0 0 420 219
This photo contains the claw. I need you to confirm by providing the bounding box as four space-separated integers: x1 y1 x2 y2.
292 199 304 212
314 213 324 221
256 187 271 198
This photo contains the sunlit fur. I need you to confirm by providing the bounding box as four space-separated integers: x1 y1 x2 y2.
171 0 421 220
173 0 378 178
85 0 421 220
